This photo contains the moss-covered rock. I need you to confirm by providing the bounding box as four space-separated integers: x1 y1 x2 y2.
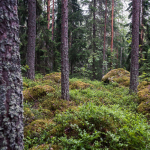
38 108 54 119
70 81 92 89
102 68 130 87
44 72 61 83
137 81 150 102
23 85 55 102
24 119 53 138
41 98 68 112
138 100 150 115
24 107 35 126
138 81 149 91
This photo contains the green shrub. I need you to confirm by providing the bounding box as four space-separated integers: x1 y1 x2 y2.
53 103 150 149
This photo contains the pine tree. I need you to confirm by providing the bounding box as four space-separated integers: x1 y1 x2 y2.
111 0 114 68
47 0 51 30
130 0 140 93
0 0 24 149
102 0 107 77
61 0 70 100
27 0 36 79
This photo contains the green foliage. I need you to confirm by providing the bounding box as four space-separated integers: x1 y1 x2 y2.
139 49 150 81
24 74 150 149
53 103 150 149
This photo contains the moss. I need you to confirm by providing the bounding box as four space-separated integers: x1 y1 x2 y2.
138 100 150 115
24 119 53 138
38 108 53 119
102 68 130 87
30 144 61 150
23 82 29 88
138 88 150 102
138 81 149 91
44 72 61 83
137 81 150 102
30 108 54 120
23 85 55 102
29 144 50 150
41 98 68 112
70 81 92 89
24 107 35 126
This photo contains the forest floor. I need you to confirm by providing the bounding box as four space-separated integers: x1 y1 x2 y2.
23 72 150 150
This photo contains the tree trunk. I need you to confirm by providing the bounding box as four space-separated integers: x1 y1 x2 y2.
139 0 144 57
61 0 69 100
50 0 55 71
102 0 107 77
111 0 114 68
47 0 51 30
27 0 36 80
130 0 140 93
92 0 96 80
120 47 122 68
0 0 24 149
52 0 55 40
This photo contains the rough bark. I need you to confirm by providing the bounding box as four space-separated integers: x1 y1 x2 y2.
0 0 24 149
61 0 69 100
47 0 51 30
130 0 140 93
102 0 107 77
27 0 36 80
92 0 96 80
111 0 114 67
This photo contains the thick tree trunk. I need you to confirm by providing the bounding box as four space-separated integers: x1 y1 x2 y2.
102 0 107 77
111 0 114 68
47 0 51 30
27 0 36 79
130 0 140 93
0 0 24 149
61 0 69 100
92 0 96 80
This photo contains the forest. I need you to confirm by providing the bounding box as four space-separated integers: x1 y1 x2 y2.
0 0 150 149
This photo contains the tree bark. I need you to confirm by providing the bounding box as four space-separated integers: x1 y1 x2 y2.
47 0 51 30
0 0 24 149
92 0 96 79
130 0 140 93
27 0 36 80
111 0 114 68
102 0 107 77
52 0 55 40
139 0 144 57
61 0 69 100
120 47 122 68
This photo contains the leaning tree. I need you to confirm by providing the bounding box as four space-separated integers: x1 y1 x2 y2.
0 0 24 149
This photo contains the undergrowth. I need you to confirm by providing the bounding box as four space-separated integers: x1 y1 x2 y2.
23 73 150 150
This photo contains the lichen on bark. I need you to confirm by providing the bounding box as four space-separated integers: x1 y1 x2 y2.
0 0 24 149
